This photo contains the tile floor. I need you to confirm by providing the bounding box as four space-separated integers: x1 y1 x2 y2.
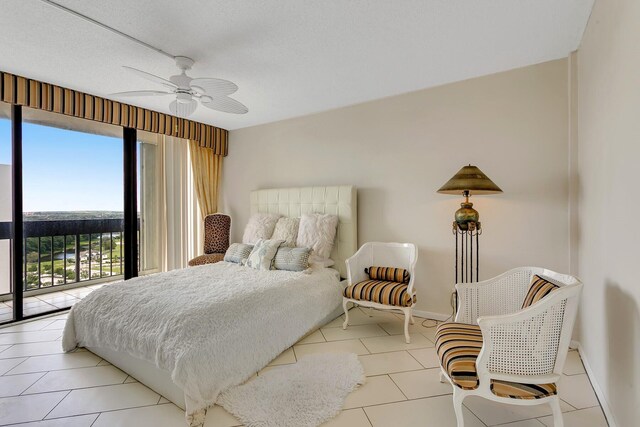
0 284 106 323
0 306 608 427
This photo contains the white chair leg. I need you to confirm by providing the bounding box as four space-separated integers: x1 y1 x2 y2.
439 371 447 383
342 299 350 330
403 308 411 344
550 397 564 427
452 388 465 427
366 307 373 317
409 312 415 325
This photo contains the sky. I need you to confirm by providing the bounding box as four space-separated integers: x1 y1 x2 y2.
0 118 124 212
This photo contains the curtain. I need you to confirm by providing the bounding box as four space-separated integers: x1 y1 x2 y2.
156 135 202 271
188 139 223 219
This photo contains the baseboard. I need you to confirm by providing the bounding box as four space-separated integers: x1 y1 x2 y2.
412 309 452 322
572 340 617 427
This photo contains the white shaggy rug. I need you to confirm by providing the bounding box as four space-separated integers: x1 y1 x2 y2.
217 353 365 427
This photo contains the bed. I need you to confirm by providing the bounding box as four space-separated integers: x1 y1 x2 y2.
62 185 357 425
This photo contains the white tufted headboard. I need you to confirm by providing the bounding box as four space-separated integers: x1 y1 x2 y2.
250 186 357 278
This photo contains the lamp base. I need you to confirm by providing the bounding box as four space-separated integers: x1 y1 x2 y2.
455 202 479 230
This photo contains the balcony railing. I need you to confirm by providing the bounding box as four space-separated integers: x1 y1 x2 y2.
0 219 140 295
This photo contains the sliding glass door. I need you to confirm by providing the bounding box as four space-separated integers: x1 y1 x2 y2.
0 104 166 324
19 108 124 318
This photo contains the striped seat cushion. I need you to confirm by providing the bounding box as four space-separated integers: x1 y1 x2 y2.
366 266 410 284
522 275 560 308
435 322 557 399
343 280 415 307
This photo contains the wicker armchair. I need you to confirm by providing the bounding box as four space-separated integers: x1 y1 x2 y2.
436 267 582 427
188 214 231 267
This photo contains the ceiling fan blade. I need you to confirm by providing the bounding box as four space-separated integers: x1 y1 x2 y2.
110 90 173 97
169 99 198 118
200 96 248 114
123 66 177 89
190 77 238 96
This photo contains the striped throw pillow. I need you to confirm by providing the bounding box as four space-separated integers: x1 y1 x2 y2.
273 247 311 272
521 275 559 308
365 266 410 284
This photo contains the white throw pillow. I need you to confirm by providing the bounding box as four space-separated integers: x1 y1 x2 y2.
271 217 300 248
245 239 284 270
308 253 335 268
296 213 339 260
242 213 281 244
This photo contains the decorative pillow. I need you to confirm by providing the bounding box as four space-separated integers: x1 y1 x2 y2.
365 266 410 284
242 213 281 244
273 247 311 272
245 239 284 270
521 275 560 308
271 217 300 248
223 243 254 264
296 213 339 260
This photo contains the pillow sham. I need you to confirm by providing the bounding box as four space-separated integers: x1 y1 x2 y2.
521 275 559 308
273 247 311 272
365 266 410 284
296 213 339 260
242 213 281 244
245 239 284 270
223 243 254 264
271 217 300 248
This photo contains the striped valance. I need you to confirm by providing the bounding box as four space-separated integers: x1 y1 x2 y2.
0 71 228 156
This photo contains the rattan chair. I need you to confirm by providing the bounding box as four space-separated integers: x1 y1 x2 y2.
436 267 582 427
342 242 418 343
188 213 231 267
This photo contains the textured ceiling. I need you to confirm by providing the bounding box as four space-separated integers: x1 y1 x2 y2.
0 0 594 130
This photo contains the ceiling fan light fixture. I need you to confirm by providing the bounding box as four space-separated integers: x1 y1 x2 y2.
200 95 213 104
176 92 192 103
170 99 197 118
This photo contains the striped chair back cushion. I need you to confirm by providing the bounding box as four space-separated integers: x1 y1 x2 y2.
366 266 410 284
521 275 560 309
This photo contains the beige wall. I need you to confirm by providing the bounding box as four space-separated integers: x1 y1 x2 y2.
576 0 640 425
222 59 570 316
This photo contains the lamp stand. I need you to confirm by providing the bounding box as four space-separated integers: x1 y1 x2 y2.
453 220 481 316
453 220 481 283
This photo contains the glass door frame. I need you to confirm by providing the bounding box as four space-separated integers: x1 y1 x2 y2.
11 104 24 320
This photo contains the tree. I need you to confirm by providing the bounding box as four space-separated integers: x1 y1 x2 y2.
102 237 114 253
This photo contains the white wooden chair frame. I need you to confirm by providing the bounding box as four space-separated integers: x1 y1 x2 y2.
342 242 418 343
440 267 583 427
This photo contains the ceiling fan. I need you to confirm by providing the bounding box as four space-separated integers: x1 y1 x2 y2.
111 56 248 118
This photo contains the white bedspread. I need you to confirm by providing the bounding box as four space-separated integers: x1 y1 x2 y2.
62 262 342 423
